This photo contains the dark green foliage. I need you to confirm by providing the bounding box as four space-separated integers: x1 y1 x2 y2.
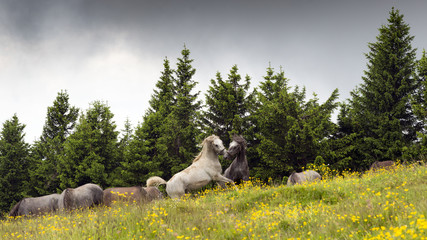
122 47 202 182
0 115 31 213
120 58 174 185
203 65 255 143
335 8 419 168
160 47 202 176
253 66 339 180
58 101 119 189
30 90 79 195
203 65 255 167
410 50 427 158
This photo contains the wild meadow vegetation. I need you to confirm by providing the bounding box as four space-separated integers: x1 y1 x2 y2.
1 163 426 240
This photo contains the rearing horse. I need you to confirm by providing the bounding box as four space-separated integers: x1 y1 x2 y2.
223 134 249 184
147 135 235 198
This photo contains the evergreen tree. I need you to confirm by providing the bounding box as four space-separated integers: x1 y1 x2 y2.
158 46 202 176
253 66 338 180
120 58 174 185
203 65 255 146
412 50 427 158
58 101 119 189
30 90 78 195
0 115 31 213
346 8 418 167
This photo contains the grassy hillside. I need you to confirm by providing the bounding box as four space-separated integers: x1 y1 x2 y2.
1 163 426 239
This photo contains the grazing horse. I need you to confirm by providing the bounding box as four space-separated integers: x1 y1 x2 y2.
287 170 322 186
143 187 163 201
9 193 60 217
222 134 249 185
58 183 103 210
146 135 235 198
370 160 395 171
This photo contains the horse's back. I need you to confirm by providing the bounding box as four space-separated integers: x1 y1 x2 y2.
370 160 395 171
61 183 103 210
10 194 60 216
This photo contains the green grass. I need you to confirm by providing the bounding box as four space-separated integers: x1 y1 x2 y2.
1 163 426 239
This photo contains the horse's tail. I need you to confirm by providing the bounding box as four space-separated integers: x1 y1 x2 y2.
9 200 23 217
147 176 167 187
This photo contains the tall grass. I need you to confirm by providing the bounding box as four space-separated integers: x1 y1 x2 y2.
1 163 426 239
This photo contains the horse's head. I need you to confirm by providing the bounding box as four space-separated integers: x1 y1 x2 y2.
210 135 225 155
224 135 246 160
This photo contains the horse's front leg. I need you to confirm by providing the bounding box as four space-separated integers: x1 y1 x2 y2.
213 174 238 190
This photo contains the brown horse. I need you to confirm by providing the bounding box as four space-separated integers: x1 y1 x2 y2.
58 183 103 210
222 135 249 185
9 193 60 217
143 187 163 201
103 186 148 206
370 160 395 171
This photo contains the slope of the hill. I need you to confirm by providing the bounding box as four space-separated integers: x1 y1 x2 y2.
1 163 426 239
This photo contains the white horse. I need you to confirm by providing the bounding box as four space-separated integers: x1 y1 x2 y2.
147 135 235 198
287 170 322 186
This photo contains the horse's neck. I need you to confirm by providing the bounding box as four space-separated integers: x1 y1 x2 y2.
235 148 247 163
198 146 219 164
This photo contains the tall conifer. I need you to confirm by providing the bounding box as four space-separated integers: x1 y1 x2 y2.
203 65 254 145
120 58 174 185
58 101 119 188
159 46 202 176
254 66 338 179
31 90 78 194
348 8 418 166
0 115 31 213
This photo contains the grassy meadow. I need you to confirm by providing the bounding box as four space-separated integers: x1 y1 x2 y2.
1 163 426 240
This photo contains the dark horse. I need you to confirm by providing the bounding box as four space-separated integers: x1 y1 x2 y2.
9 193 60 217
58 183 103 210
103 186 148 206
222 135 249 185
370 160 395 171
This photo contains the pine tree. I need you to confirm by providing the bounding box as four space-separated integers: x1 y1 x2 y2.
30 90 78 195
347 8 418 166
159 46 202 176
58 101 119 189
412 50 427 158
203 65 255 145
120 58 174 185
0 115 31 213
253 66 338 180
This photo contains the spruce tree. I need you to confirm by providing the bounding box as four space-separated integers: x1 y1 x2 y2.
30 90 78 195
412 50 427 157
203 65 255 145
253 66 338 180
120 58 174 185
159 46 202 176
58 101 119 189
0 115 31 213
348 8 418 166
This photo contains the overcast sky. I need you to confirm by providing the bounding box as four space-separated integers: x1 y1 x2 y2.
1 0 427 143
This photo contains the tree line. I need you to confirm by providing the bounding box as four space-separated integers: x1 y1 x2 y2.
1 8 426 214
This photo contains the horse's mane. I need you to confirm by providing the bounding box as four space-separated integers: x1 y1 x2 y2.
193 135 217 163
9 200 23 217
232 134 247 148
